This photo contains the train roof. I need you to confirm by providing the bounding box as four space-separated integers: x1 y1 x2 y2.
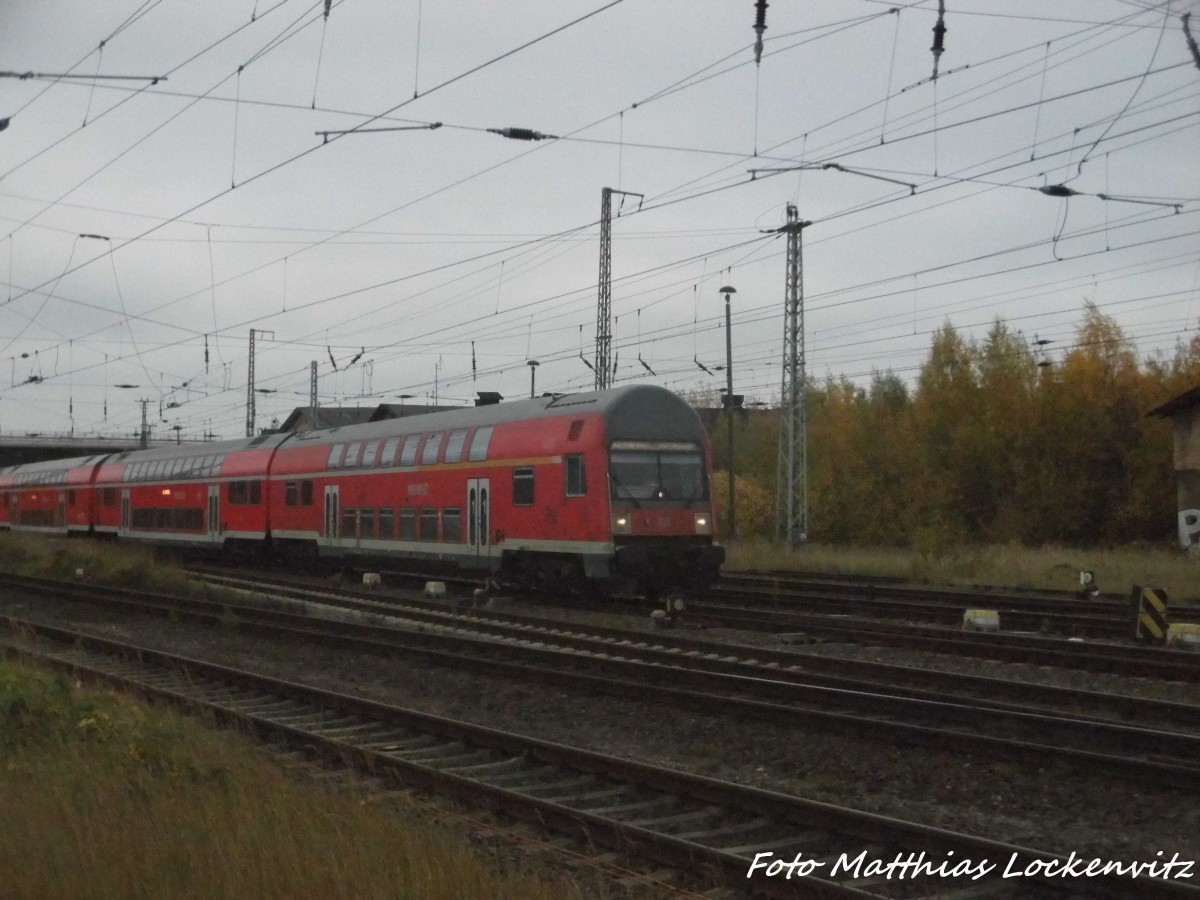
283 385 707 448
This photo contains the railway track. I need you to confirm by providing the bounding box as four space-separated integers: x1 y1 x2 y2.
704 575 1133 638
3 614 1194 899
8 571 1200 790
341 564 1200 677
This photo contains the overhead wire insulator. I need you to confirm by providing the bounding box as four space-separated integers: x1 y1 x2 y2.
753 0 768 66
487 127 557 141
931 0 947 80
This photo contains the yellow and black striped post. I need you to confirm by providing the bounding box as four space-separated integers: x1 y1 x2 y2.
1130 585 1169 644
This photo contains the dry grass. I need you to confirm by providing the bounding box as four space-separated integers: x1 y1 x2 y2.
725 539 1200 600
0 661 588 900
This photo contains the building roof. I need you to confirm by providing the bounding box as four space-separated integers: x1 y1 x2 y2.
369 403 458 421
1147 386 1200 418
277 406 377 432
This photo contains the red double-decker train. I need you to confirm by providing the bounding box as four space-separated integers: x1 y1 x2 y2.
0 385 725 597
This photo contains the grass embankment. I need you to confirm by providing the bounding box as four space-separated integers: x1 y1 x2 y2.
0 661 587 900
0 531 198 594
725 540 1199 600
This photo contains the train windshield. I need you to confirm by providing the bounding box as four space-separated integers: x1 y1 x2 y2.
609 449 708 502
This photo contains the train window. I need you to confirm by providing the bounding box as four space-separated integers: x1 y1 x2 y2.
285 481 298 507
443 508 462 543
399 508 416 541
419 508 439 541
361 441 379 467
328 444 346 469
421 433 444 465
380 437 400 466
345 443 363 468
341 508 358 538
399 438 419 467
568 419 584 441
467 426 493 462
379 507 395 539
444 429 469 464
609 450 708 502
228 480 263 505
513 467 535 506
300 480 314 506
68 490 76 506
566 455 586 497
103 488 117 506
360 509 376 539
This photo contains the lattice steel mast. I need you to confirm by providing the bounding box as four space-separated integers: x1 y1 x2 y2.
776 205 811 547
595 187 642 390
246 328 257 437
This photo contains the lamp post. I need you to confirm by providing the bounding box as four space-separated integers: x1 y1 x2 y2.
528 360 540 398
720 285 737 540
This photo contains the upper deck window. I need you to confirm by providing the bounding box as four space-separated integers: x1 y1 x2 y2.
380 437 401 466
467 426 494 462
421 433 444 466
361 440 379 467
328 445 346 469
444 429 469 464
399 437 419 467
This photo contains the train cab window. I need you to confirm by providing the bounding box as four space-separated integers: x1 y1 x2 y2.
344 443 363 468
419 508 439 541
399 508 417 541
444 429 469 464
341 508 358 538
380 437 401 466
328 444 347 469
379 507 395 539
565 455 586 497
421 433 444 465
467 426 494 462
399 438 419 467
513 467 535 506
359 509 376 539
300 480 314 506
361 441 379 467
443 508 462 542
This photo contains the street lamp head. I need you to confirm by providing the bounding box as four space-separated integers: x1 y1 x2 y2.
527 359 540 368
719 285 736 299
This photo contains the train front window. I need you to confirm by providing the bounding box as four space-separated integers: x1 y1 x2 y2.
609 450 707 502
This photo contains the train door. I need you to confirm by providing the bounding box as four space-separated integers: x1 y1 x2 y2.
207 485 220 542
324 485 340 541
120 490 131 536
467 478 490 564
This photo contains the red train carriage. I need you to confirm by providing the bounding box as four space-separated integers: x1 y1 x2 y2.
2 455 109 536
0 385 723 598
90 435 290 548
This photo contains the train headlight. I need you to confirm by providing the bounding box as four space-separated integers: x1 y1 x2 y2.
694 513 711 534
612 513 631 534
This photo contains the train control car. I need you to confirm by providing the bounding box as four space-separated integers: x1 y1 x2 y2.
268 384 724 596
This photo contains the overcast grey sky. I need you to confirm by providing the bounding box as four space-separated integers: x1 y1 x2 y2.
1 0 1197 441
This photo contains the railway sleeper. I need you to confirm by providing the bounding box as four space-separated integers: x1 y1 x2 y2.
582 796 677 818
478 764 563 788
